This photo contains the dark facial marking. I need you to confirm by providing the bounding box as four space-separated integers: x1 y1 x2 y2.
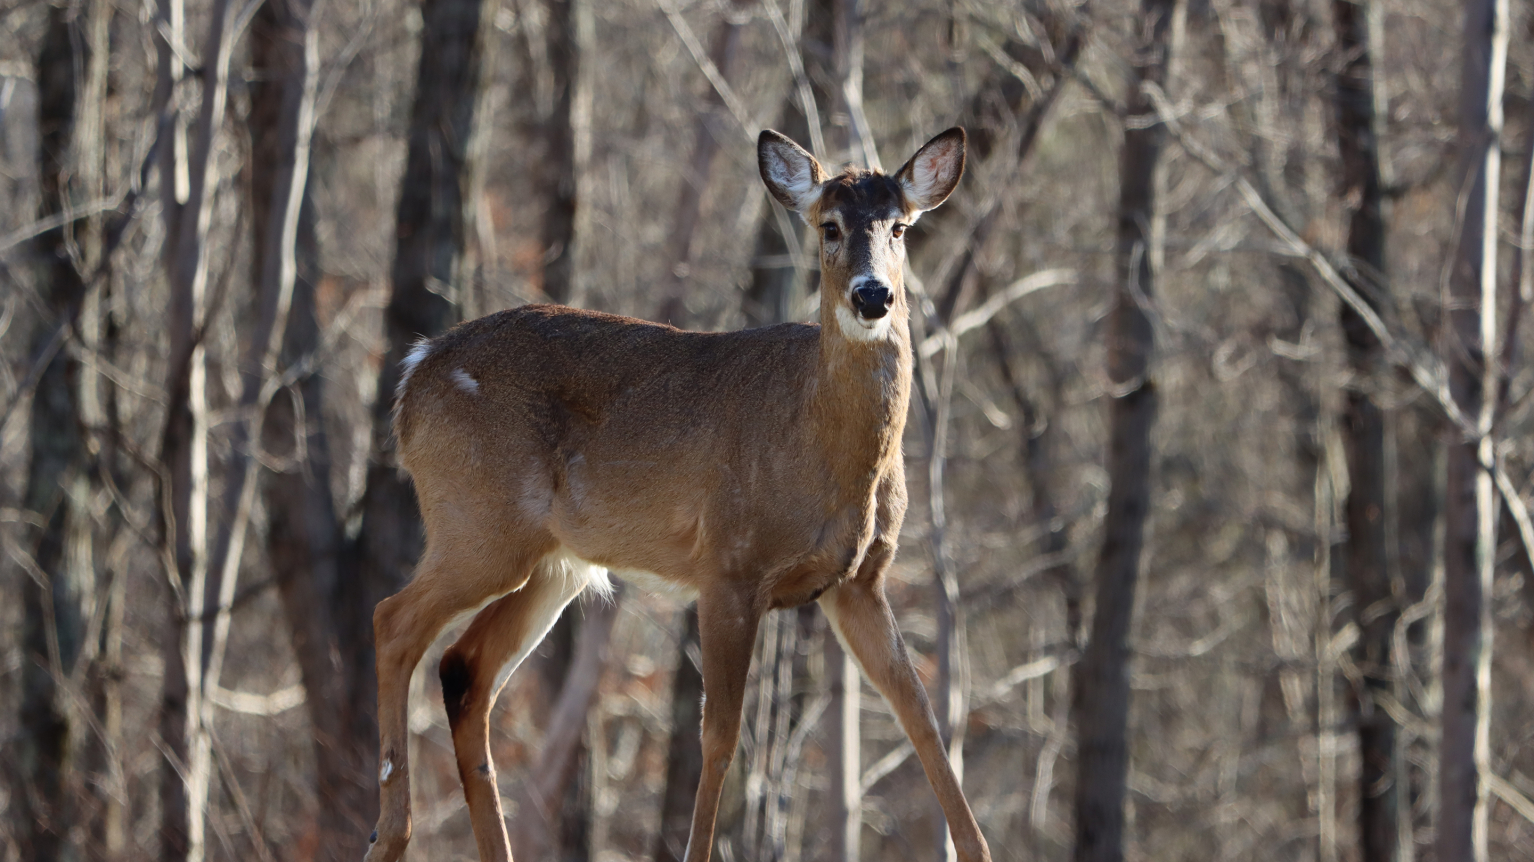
817 169 906 228
818 170 907 287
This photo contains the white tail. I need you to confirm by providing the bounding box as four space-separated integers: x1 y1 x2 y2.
363 127 988 862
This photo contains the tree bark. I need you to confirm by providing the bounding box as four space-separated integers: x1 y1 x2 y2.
538 0 582 304
654 607 706 862
1438 1 1507 860
205 0 320 680
1070 2 1178 861
1329 3 1397 859
825 610 861 862
16 5 101 858
155 0 236 854
243 1 373 858
512 595 622 860
823 6 870 856
924 310 966 862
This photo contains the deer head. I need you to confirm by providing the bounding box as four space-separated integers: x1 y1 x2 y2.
757 127 966 342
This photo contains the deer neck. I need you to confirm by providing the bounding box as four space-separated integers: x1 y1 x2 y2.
809 305 913 495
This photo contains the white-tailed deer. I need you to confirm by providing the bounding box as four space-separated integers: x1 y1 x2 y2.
364 128 989 862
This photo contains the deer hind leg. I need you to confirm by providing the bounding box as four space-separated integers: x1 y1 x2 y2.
364 541 553 862
682 587 764 862
438 555 599 862
819 578 993 862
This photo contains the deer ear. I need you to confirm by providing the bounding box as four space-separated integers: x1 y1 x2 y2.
758 130 826 217
896 127 966 213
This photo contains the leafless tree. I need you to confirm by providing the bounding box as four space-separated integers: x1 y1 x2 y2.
15 3 107 857
6 2 1534 860
1329 2 1398 858
536 0 584 304
1070 2 1180 861
152 0 238 853
1439 1 1509 860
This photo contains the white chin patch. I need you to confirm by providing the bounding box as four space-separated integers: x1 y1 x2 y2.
835 303 893 342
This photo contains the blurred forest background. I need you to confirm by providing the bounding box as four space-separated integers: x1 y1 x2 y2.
3 0 1534 860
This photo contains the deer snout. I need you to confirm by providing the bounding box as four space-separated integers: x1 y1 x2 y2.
851 282 894 320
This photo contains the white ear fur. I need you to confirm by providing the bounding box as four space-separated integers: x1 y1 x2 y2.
896 128 967 213
758 131 826 218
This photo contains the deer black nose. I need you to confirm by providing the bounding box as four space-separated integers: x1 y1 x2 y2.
852 284 893 319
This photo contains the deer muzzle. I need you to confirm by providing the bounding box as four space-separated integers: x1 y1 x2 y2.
851 283 894 320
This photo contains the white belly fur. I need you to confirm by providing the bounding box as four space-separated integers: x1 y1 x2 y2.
607 566 701 603
547 547 699 604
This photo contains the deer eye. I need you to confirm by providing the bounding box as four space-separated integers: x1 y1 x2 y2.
821 223 841 242
892 223 907 239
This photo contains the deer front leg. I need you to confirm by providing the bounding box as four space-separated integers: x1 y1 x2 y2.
820 577 993 862
682 587 763 862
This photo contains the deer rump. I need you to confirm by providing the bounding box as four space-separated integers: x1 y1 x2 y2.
394 303 891 611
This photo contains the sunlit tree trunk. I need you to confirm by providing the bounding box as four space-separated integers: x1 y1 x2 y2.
154 0 236 853
1438 1 1507 860
75 1 122 850
1070 2 1178 861
824 5 868 857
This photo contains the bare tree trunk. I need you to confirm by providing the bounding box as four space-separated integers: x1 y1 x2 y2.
519 597 615 862
242 1 372 858
923 301 967 862
205 0 319 679
512 595 622 859
75 1 123 852
516 1 612 852
1070 2 1178 861
154 0 236 854
1510 90 1534 653
16 4 103 858
151 0 188 852
526 608 598 862
538 0 583 304
1438 1 1507 860
1329 3 1397 859
825 611 860 862
654 607 706 862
